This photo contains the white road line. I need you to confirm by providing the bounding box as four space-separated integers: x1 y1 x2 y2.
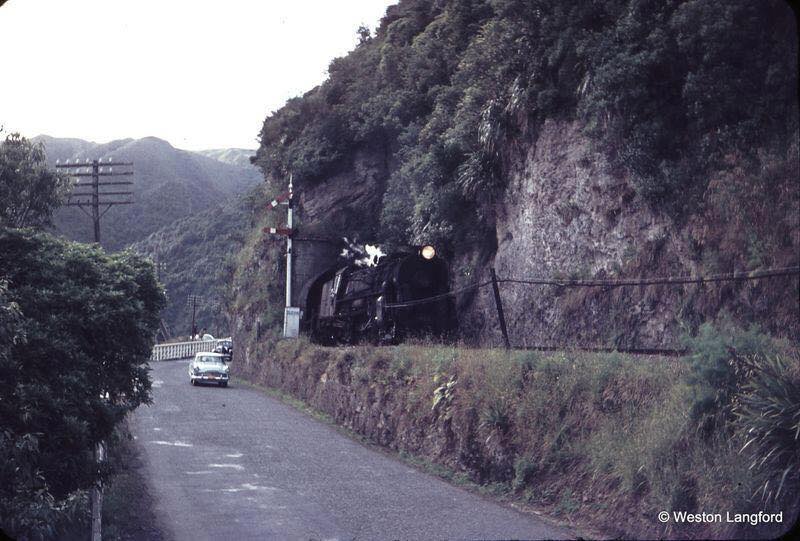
209 483 278 493
150 440 193 447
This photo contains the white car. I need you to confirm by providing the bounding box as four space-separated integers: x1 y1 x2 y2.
189 352 230 387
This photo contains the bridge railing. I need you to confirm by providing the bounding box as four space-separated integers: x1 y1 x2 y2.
151 339 224 361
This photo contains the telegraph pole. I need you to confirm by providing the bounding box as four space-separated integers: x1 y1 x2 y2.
153 251 172 342
55 158 134 244
187 295 202 339
90 442 104 541
56 159 132 541
155 250 163 281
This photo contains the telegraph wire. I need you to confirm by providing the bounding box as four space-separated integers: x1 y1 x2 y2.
384 265 800 309
499 265 800 288
385 280 491 308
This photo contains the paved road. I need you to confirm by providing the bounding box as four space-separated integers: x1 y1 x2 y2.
130 359 573 541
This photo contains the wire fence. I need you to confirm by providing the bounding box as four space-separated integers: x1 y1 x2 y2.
384 265 800 355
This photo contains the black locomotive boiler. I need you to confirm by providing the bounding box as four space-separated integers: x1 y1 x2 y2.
300 245 456 345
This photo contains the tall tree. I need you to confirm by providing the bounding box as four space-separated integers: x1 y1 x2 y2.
0 133 71 228
0 228 166 539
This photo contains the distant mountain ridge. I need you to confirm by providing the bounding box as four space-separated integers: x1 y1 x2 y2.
33 135 260 251
196 148 256 168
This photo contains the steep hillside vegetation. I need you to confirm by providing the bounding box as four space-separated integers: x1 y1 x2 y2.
237 0 798 347
132 189 260 338
34 135 261 251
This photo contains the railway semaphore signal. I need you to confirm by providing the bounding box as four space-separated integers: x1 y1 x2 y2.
264 175 299 338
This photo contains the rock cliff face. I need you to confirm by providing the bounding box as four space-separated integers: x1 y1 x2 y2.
461 120 799 347
294 148 389 240
468 120 676 347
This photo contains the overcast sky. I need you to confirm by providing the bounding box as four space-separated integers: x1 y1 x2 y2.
0 0 396 150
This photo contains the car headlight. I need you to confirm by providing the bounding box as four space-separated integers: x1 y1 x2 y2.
192 367 201 375
420 245 435 259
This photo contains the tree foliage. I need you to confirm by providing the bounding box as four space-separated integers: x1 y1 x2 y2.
577 0 797 215
0 228 165 539
252 0 796 248
0 133 71 229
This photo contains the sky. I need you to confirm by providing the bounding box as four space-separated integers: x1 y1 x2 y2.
0 0 397 150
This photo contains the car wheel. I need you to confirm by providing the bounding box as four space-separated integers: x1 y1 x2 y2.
220 382 228 388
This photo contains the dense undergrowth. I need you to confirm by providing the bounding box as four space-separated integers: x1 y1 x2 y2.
233 325 799 539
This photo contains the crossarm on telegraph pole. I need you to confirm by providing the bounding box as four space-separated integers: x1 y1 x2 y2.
55 159 134 243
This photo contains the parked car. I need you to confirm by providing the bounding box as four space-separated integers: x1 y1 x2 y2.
189 352 230 387
213 339 233 363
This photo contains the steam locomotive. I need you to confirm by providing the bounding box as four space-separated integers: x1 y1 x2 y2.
299 245 456 344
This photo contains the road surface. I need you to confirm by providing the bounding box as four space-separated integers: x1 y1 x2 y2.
130 359 573 540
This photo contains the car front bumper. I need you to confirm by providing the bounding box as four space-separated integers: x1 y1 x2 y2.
190 373 229 383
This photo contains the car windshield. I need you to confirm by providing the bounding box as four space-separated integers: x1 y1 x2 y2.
197 356 225 364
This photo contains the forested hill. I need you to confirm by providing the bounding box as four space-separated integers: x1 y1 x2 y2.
132 190 259 339
34 135 260 251
240 0 798 346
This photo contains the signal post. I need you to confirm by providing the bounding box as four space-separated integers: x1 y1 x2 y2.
265 175 300 338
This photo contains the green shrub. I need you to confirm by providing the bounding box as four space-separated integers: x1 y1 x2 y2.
481 400 511 433
512 456 537 491
554 488 580 517
681 315 777 425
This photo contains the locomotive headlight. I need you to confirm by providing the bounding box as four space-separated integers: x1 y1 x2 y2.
420 245 436 260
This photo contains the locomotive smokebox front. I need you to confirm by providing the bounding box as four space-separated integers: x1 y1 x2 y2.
300 244 456 345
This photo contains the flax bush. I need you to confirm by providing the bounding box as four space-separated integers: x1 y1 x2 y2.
733 354 800 503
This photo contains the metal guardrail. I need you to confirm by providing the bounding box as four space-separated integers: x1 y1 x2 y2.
151 339 225 361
